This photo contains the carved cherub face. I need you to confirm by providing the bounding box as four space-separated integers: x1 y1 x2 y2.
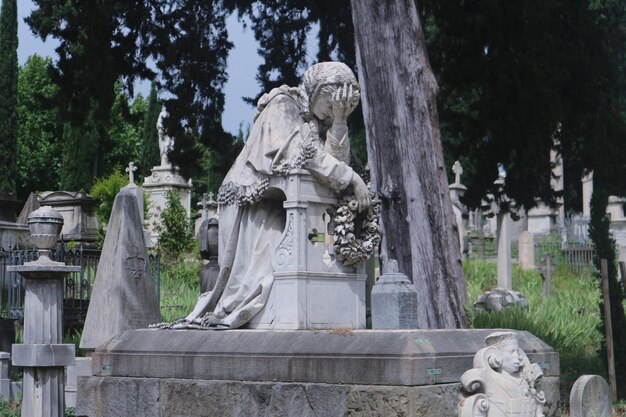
499 340 522 376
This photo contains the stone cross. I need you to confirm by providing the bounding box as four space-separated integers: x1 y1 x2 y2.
197 192 216 221
126 162 137 186
452 160 463 185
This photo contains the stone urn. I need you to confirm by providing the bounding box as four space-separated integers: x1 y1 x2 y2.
27 205 64 263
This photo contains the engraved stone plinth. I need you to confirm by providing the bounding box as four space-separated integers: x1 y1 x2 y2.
569 375 612 417
371 260 418 329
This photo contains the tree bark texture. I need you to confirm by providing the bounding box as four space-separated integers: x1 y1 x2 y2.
351 0 468 328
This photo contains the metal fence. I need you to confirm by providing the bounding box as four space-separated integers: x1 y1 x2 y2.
0 245 161 328
533 235 595 275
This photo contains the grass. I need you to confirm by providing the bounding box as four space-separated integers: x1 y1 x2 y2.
159 255 201 323
465 259 606 393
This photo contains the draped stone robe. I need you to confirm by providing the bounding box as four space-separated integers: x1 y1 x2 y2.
187 85 355 329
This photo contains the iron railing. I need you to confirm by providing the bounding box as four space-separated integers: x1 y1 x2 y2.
0 245 161 327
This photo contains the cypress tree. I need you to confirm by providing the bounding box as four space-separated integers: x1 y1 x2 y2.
138 82 161 178
0 0 18 194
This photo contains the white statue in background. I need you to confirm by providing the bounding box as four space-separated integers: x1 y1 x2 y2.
157 109 174 167
459 332 546 417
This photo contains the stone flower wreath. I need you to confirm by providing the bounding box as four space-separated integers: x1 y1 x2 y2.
333 192 382 267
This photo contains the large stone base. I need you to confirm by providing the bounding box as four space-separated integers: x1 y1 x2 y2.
76 329 560 417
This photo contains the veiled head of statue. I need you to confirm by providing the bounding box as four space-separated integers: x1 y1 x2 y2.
302 62 360 114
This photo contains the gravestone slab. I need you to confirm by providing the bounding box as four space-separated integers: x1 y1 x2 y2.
80 188 160 352
518 231 535 270
569 375 612 417
77 329 560 417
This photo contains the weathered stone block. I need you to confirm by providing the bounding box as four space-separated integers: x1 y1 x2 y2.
371 268 418 329
569 375 612 417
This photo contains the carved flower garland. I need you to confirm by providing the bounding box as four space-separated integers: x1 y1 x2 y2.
333 192 381 266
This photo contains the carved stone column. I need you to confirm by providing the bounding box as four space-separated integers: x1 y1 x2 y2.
8 206 78 417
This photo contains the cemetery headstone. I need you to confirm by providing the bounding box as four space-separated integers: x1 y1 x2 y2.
370 259 418 329
80 188 160 352
518 231 535 270
569 375 612 417
449 161 468 255
459 331 546 417
581 171 593 218
537 254 554 297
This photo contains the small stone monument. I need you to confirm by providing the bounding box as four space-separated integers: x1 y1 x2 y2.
195 192 218 235
449 160 469 256
198 217 219 293
8 206 80 417
569 375 612 417
371 259 418 329
143 110 192 244
459 331 546 417
475 170 529 312
80 188 161 352
518 231 535 270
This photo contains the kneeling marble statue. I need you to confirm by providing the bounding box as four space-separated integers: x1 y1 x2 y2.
154 61 377 330
459 331 546 417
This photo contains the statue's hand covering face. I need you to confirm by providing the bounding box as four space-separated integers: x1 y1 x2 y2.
301 62 360 121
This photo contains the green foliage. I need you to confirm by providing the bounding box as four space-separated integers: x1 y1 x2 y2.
59 107 101 191
424 0 626 211
156 191 194 262
0 0 18 194
102 83 147 178
159 256 201 322
138 82 161 178
0 400 20 417
16 55 62 200
64 328 86 358
589 189 626 398
90 169 129 227
465 259 604 392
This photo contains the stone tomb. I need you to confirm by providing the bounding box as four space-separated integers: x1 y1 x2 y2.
76 329 559 417
247 169 366 330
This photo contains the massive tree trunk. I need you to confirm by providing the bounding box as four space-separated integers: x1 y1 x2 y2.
351 0 468 328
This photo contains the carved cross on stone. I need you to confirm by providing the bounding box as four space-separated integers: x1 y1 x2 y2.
452 161 463 185
126 162 138 186
198 193 210 218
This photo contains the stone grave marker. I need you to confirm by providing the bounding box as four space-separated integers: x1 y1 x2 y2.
80 188 161 352
371 259 418 329
518 231 535 270
569 375 612 417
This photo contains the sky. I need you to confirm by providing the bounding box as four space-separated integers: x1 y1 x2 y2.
9 0 264 135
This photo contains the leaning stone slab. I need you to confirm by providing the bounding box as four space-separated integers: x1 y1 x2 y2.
80 188 160 352
77 329 560 416
569 375 612 417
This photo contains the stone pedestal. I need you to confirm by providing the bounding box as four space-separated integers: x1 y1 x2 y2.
76 329 560 417
143 165 192 244
371 265 418 329
8 264 78 417
247 170 366 330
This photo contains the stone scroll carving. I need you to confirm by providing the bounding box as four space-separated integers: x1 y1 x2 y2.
459 332 546 417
